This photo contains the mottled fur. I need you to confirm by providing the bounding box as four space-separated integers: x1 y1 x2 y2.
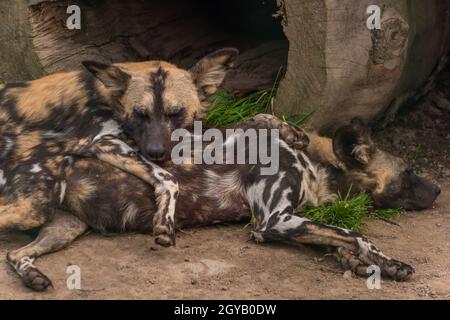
0 48 239 247
1 115 440 291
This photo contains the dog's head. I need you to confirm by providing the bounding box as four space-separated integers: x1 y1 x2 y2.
332 118 440 210
82 48 238 161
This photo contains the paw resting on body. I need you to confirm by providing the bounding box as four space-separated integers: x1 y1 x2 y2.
278 123 309 150
250 114 309 149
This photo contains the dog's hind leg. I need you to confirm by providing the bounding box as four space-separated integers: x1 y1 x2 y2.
6 210 87 291
246 175 414 281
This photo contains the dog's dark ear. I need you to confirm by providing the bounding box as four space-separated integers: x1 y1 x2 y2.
82 61 131 97
333 117 376 168
190 48 239 98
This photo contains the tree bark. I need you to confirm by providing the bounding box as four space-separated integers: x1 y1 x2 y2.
0 0 45 82
275 0 450 133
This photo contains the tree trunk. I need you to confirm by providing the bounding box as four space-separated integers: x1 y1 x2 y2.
0 0 45 82
275 0 450 133
1 0 448 132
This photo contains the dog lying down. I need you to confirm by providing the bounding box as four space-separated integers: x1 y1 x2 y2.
5 114 441 291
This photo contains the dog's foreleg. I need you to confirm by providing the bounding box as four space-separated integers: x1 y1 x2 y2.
6 210 87 291
247 176 413 281
69 136 178 246
254 213 413 281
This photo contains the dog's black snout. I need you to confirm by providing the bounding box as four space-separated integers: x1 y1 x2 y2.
146 144 165 160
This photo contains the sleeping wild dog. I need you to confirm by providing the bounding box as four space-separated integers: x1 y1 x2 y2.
2 114 440 291
0 48 239 246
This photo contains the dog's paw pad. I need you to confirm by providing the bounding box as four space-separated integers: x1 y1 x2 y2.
23 268 52 291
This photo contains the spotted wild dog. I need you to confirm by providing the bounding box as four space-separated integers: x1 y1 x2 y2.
1 115 440 291
0 48 239 246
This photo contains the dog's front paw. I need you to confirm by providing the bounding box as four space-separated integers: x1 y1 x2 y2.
278 123 309 150
380 258 414 281
22 267 53 291
9 256 53 291
335 242 414 281
153 222 176 247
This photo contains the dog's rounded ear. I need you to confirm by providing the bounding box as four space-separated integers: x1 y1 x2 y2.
333 117 375 168
190 48 239 98
82 61 131 97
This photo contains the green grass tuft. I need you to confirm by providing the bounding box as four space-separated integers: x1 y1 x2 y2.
298 189 403 232
299 193 368 232
205 89 314 129
204 89 272 127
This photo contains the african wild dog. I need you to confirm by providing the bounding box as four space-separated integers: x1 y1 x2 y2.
2 115 440 291
0 48 239 246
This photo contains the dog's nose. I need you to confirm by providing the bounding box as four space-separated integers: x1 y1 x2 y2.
146 145 165 160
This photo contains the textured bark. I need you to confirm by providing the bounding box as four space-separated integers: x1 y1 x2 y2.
0 0 45 82
275 0 450 133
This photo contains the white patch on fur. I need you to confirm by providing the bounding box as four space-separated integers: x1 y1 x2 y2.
352 145 371 164
121 203 139 231
64 156 74 165
93 120 122 142
59 181 67 204
30 163 42 173
270 186 294 216
245 174 297 232
109 139 134 154
43 130 64 138
266 171 286 206
279 140 336 208
204 169 244 209
245 178 270 221
272 215 309 233
357 237 391 261
14 256 36 276
1 137 14 158
0 170 6 187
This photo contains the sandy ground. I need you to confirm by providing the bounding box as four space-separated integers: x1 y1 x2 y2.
0 178 448 300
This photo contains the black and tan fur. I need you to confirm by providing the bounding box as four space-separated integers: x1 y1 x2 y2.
0 48 239 246
2 115 440 291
